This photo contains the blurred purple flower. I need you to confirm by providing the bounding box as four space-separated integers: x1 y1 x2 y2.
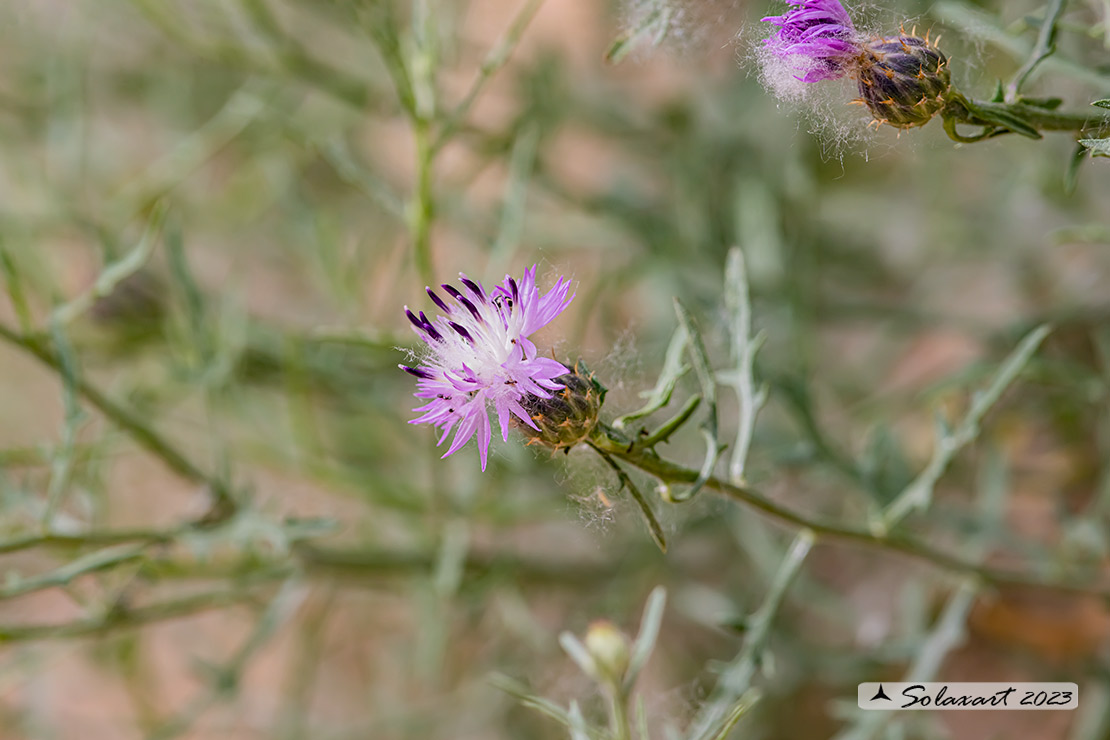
400 266 575 471
762 0 861 82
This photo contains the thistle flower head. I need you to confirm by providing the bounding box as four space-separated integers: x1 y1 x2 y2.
761 0 861 83
400 266 575 471
856 35 951 129
760 1 955 131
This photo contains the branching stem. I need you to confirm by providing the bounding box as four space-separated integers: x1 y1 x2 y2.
0 323 237 521
588 424 1110 601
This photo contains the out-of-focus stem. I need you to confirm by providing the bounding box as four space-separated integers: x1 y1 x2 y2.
1005 0 1067 102
607 689 632 740
0 323 238 521
687 530 814 740
432 0 545 153
587 423 1110 600
410 117 435 285
0 590 259 642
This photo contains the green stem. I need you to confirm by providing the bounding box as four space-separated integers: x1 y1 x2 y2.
687 530 814 740
946 92 1110 138
410 116 435 286
971 99 1108 131
587 423 1110 601
0 590 260 642
431 0 546 154
0 528 182 555
1005 0 1068 102
0 544 148 601
880 324 1050 532
407 0 438 286
607 687 632 740
638 394 700 448
0 323 237 522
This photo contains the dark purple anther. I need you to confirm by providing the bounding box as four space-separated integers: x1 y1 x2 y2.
426 287 451 313
456 295 483 323
407 308 443 340
400 364 434 379
442 284 465 302
459 276 485 300
449 322 474 343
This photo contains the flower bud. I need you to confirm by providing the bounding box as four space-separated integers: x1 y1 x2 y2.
516 361 605 452
584 620 631 683
856 35 950 128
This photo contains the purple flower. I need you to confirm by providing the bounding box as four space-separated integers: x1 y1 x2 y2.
400 266 575 471
762 0 861 82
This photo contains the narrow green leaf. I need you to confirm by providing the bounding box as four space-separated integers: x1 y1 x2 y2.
881 325 1051 530
1080 138 1110 157
670 299 719 502
0 247 33 333
567 701 591 740
707 689 762 740
984 109 1043 139
1092 99 1110 110
1018 95 1063 110
604 33 637 65
723 247 766 484
639 395 701 448
0 543 145 600
559 632 599 680
963 99 1042 138
43 318 88 522
635 696 651 740
614 325 689 431
623 587 666 694
604 4 673 64
51 202 167 326
490 674 578 728
593 450 668 552
487 123 540 278
1065 141 1089 194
